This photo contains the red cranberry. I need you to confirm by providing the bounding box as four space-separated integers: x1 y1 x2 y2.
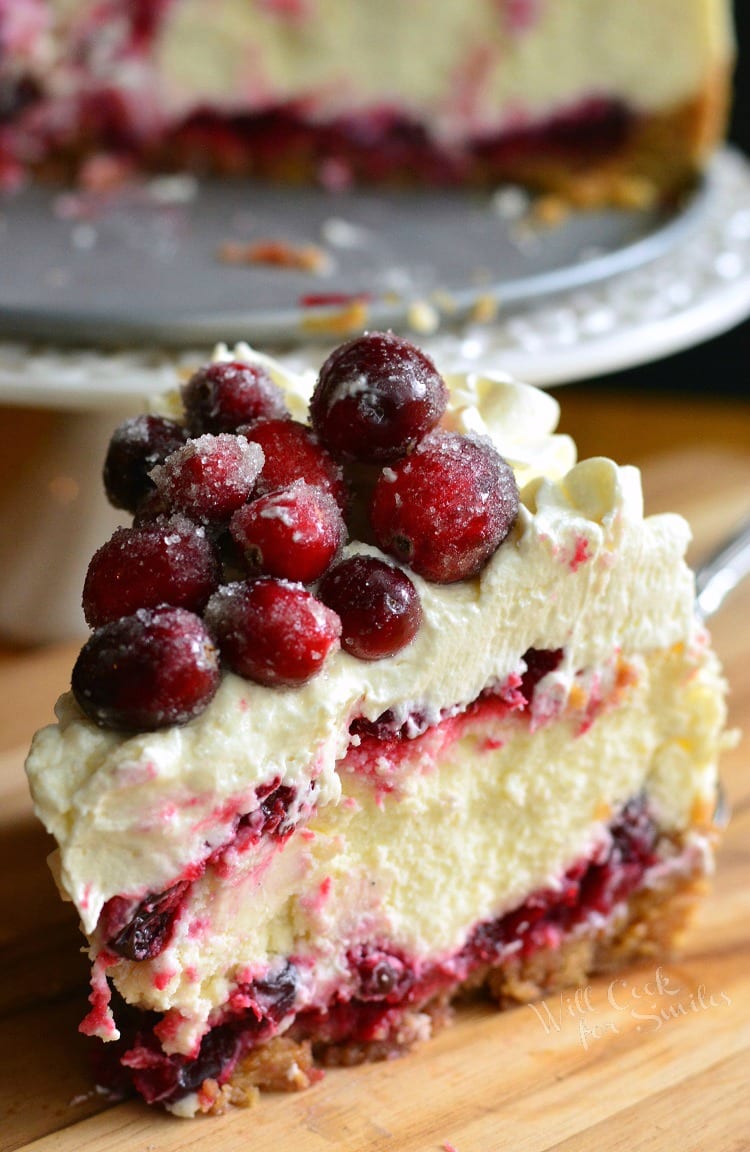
248 962 298 1024
72 607 220 731
229 480 346 584
239 417 347 511
181 360 288 435
256 782 297 840
370 431 519 582
205 579 341 687
520 648 564 705
103 414 187 513
150 433 264 525
349 945 410 1002
132 484 171 524
317 554 422 660
309 331 448 464
124 1025 241 1107
82 515 220 627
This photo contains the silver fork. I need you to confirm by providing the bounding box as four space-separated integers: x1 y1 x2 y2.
693 517 750 829
695 517 750 622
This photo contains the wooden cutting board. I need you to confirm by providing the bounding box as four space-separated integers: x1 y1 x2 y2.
1 448 749 1152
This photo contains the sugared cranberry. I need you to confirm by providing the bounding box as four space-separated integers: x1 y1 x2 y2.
205 579 341 687
309 331 448 464
82 515 220 627
103 414 187 513
150 433 264 525
107 880 190 962
229 480 346 584
238 418 347 511
72 607 220 731
370 431 519 582
181 360 288 435
317 554 422 660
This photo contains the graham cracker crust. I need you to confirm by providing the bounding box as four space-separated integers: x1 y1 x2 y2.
500 66 732 212
198 850 709 1113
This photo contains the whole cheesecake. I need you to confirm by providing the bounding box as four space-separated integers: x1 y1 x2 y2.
25 334 731 1116
0 0 734 201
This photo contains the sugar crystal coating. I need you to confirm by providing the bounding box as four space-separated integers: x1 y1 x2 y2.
310 331 448 464
82 515 220 627
72 607 221 731
182 360 288 435
239 417 347 511
205 579 341 687
103 414 188 513
229 480 346 584
150 433 264 525
370 431 520 582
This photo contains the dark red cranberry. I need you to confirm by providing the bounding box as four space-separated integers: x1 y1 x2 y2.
132 483 170 525
204 579 341 687
229 480 346 583
579 797 659 915
251 962 298 1024
82 515 220 627
181 360 288 435
238 417 347 511
72 607 220 731
257 782 297 839
150 433 264 525
348 709 403 741
317 554 422 660
103 414 187 513
309 331 448 464
520 648 564 705
123 1024 241 1106
106 881 190 962
349 945 410 1002
610 796 659 867
224 781 299 860
370 431 519 582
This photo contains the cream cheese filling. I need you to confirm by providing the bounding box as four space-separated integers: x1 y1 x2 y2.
152 0 732 135
107 641 724 1056
38 1 733 145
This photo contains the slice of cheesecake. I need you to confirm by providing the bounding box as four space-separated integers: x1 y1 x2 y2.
0 0 733 202
26 334 730 1115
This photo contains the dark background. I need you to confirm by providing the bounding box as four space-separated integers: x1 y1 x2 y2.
593 0 748 397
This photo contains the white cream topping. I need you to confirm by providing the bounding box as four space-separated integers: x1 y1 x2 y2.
26 350 707 940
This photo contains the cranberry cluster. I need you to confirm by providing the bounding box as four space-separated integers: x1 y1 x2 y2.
73 333 519 732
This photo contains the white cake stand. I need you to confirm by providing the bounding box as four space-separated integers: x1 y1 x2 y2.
2 148 750 644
